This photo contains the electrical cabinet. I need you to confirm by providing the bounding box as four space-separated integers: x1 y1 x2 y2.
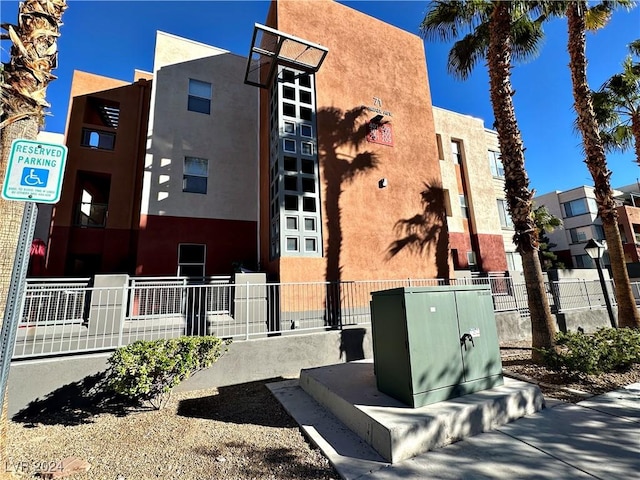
370 285 503 408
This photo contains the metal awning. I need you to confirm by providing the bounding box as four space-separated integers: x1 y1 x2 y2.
244 23 329 89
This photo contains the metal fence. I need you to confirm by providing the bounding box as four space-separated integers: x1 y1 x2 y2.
10 276 639 359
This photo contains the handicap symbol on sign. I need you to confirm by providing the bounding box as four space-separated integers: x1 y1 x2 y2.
20 168 49 188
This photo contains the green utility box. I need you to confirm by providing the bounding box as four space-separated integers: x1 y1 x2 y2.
370 285 503 408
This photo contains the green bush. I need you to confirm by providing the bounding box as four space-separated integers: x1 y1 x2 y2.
540 327 640 375
106 336 229 409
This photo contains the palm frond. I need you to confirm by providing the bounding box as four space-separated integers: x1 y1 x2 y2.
447 27 488 79
510 14 545 63
420 0 491 42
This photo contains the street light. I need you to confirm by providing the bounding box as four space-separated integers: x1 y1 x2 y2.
584 239 617 328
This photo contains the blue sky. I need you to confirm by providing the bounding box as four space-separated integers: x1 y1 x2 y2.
1 0 638 196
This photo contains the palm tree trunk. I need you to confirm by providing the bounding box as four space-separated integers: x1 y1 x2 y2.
631 112 640 166
0 0 68 469
488 2 556 359
567 2 640 329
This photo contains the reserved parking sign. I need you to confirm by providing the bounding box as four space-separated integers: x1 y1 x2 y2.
2 139 68 203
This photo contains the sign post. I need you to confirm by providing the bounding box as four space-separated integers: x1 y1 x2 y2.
0 138 67 420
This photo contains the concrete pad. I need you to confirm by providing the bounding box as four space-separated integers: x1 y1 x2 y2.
268 380 389 480
269 376 640 480
298 361 544 463
577 382 640 423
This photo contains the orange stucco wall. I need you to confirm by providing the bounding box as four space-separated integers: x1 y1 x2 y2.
618 206 640 262
47 71 151 275
263 0 447 283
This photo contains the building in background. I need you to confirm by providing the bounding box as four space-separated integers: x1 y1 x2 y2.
433 107 519 274
534 184 640 268
37 0 520 281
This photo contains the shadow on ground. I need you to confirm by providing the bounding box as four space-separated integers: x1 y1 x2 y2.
12 372 139 426
177 378 297 428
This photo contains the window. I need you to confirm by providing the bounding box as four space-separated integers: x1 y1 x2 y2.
286 237 298 251
282 70 295 84
283 86 296 100
620 225 628 243
568 226 589 243
467 251 477 266
299 74 311 88
188 79 211 114
301 142 313 156
304 218 316 231
451 140 463 164
183 157 208 194
283 139 296 153
436 134 444 160
497 199 513 228
284 175 297 190
506 252 523 271
562 198 594 217
305 238 317 252
300 124 312 137
634 224 640 243
178 244 205 277
299 90 312 104
488 151 504 178
303 197 316 212
285 217 298 230
81 128 115 150
301 159 314 174
300 107 313 121
594 224 605 241
284 195 298 211
283 156 297 171
574 254 593 269
283 103 296 117
283 121 295 134
459 195 469 219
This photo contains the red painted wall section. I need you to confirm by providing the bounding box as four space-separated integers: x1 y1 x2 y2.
136 215 257 276
475 234 507 272
448 232 472 270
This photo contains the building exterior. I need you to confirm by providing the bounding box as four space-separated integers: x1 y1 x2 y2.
433 107 519 274
38 0 518 281
253 0 447 283
533 185 640 268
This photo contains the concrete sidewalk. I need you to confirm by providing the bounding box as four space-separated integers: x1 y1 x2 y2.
268 379 640 479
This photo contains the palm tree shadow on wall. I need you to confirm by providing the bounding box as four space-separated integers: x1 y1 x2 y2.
386 182 450 279
317 106 378 326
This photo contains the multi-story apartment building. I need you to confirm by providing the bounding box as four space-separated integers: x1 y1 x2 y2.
37 0 518 281
433 108 520 274
533 185 640 268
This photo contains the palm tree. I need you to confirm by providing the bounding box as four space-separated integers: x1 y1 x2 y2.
591 39 640 164
0 0 68 466
421 1 557 361
533 205 564 270
565 1 640 328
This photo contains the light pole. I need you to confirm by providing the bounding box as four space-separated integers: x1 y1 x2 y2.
584 239 617 328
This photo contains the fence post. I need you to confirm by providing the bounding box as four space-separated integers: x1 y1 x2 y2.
245 281 250 341
118 281 128 347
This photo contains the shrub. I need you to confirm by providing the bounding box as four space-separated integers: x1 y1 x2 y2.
106 336 230 409
540 328 640 375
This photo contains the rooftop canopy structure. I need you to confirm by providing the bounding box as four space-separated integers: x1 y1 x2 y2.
244 23 328 89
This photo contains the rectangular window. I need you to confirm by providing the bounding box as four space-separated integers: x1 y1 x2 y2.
467 251 477 266
305 238 317 252
301 142 313 156
283 139 296 153
286 237 298 252
497 199 513 229
283 121 295 134
183 157 208 194
620 225 628 243
300 124 312 137
634 224 640 243
285 216 298 230
304 218 316 231
568 226 589 243
594 224 605 241
81 128 115 150
178 244 205 277
562 198 591 217
436 134 444 160
451 140 463 164
188 79 211 114
459 195 469 219
488 150 504 178
574 254 593 269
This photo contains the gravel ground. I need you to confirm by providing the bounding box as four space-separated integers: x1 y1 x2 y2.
5 345 640 479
